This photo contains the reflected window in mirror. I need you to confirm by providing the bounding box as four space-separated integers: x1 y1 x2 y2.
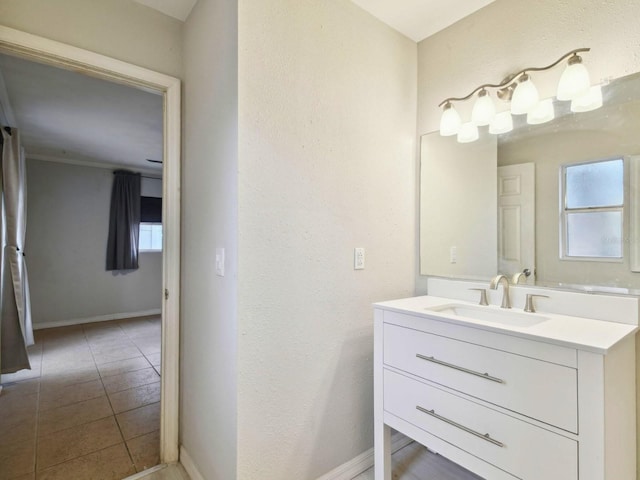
561 158 624 260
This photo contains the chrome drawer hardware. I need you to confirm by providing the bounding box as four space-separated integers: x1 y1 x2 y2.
416 406 505 448
416 353 505 384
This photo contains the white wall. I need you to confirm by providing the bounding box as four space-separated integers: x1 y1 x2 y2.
180 1 238 479
0 0 182 77
26 159 162 327
416 0 640 293
237 1 416 478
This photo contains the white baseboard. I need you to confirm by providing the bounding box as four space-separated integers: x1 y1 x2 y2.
33 309 161 330
123 464 167 479
316 432 414 480
180 446 205 480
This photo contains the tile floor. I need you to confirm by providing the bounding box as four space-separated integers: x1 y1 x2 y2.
354 441 483 480
0 316 162 480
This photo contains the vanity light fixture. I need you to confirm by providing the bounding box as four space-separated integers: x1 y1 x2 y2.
510 74 539 115
571 85 603 112
439 102 462 136
471 89 496 126
488 111 513 134
438 48 600 141
527 98 555 125
457 122 479 143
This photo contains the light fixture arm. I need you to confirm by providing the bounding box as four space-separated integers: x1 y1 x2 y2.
438 48 591 107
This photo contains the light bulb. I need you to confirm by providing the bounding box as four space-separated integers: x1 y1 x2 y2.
571 85 603 112
489 111 513 134
439 102 462 136
511 74 539 115
527 98 555 125
457 122 479 143
471 89 496 126
557 55 591 101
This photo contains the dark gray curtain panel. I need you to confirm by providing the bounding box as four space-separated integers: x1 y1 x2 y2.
106 170 141 271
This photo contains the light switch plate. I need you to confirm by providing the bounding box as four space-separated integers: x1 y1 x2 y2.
215 248 225 276
354 247 365 270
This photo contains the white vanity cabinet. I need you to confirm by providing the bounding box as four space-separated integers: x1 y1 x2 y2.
374 296 637 480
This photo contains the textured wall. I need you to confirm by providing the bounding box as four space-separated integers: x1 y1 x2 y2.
0 0 182 77
26 159 162 326
237 0 416 478
416 0 640 293
180 0 238 479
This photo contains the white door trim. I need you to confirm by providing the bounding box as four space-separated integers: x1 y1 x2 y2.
0 25 181 463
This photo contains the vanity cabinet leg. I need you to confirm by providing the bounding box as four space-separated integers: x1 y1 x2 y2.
374 422 391 480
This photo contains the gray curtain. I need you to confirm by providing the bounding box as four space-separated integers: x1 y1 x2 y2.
1 127 33 375
106 170 141 271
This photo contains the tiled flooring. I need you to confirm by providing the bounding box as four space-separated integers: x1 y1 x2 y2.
354 441 483 480
0 316 162 480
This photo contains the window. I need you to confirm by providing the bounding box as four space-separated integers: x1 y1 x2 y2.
139 195 163 252
139 223 163 251
561 158 624 259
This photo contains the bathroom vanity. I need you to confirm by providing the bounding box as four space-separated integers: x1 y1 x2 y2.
374 279 638 480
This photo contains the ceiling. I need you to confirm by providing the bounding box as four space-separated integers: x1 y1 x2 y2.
0 53 163 173
132 0 496 42
132 0 197 21
351 0 496 42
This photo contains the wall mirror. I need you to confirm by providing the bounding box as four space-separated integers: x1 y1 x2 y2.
420 70 640 293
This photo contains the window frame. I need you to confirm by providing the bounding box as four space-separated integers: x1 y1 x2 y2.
559 156 626 263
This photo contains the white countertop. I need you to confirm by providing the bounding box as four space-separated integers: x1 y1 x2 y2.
374 295 638 354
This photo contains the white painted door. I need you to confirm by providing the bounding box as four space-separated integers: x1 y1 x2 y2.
498 163 535 282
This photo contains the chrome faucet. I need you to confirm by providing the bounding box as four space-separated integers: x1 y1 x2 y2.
490 274 511 309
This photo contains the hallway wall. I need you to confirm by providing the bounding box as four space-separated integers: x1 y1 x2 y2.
236 0 416 477
180 0 239 479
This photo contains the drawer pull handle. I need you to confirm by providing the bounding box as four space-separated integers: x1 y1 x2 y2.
416 354 504 384
416 405 504 448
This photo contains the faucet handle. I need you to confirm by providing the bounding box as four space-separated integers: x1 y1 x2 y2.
524 294 549 313
469 288 489 306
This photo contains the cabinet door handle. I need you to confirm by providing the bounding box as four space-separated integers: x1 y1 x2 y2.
416 405 504 448
416 353 504 384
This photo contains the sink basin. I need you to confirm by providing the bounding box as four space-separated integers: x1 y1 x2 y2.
426 304 548 327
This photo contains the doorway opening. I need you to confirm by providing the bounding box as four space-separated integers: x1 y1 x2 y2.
0 25 180 477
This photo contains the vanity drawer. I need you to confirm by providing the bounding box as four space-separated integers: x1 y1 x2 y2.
383 323 578 432
384 369 578 480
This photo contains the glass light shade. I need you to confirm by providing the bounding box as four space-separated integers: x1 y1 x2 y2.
557 60 591 101
457 122 479 143
527 98 555 125
511 75 539 115
571 85 603 112
488 111 514 134
471 90 496 126
439 104 462 136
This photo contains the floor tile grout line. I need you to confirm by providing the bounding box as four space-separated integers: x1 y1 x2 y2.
32 354 42 477
35 438 127 474
93 327 139 472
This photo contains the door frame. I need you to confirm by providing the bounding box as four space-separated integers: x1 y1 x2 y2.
0 25 181 463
